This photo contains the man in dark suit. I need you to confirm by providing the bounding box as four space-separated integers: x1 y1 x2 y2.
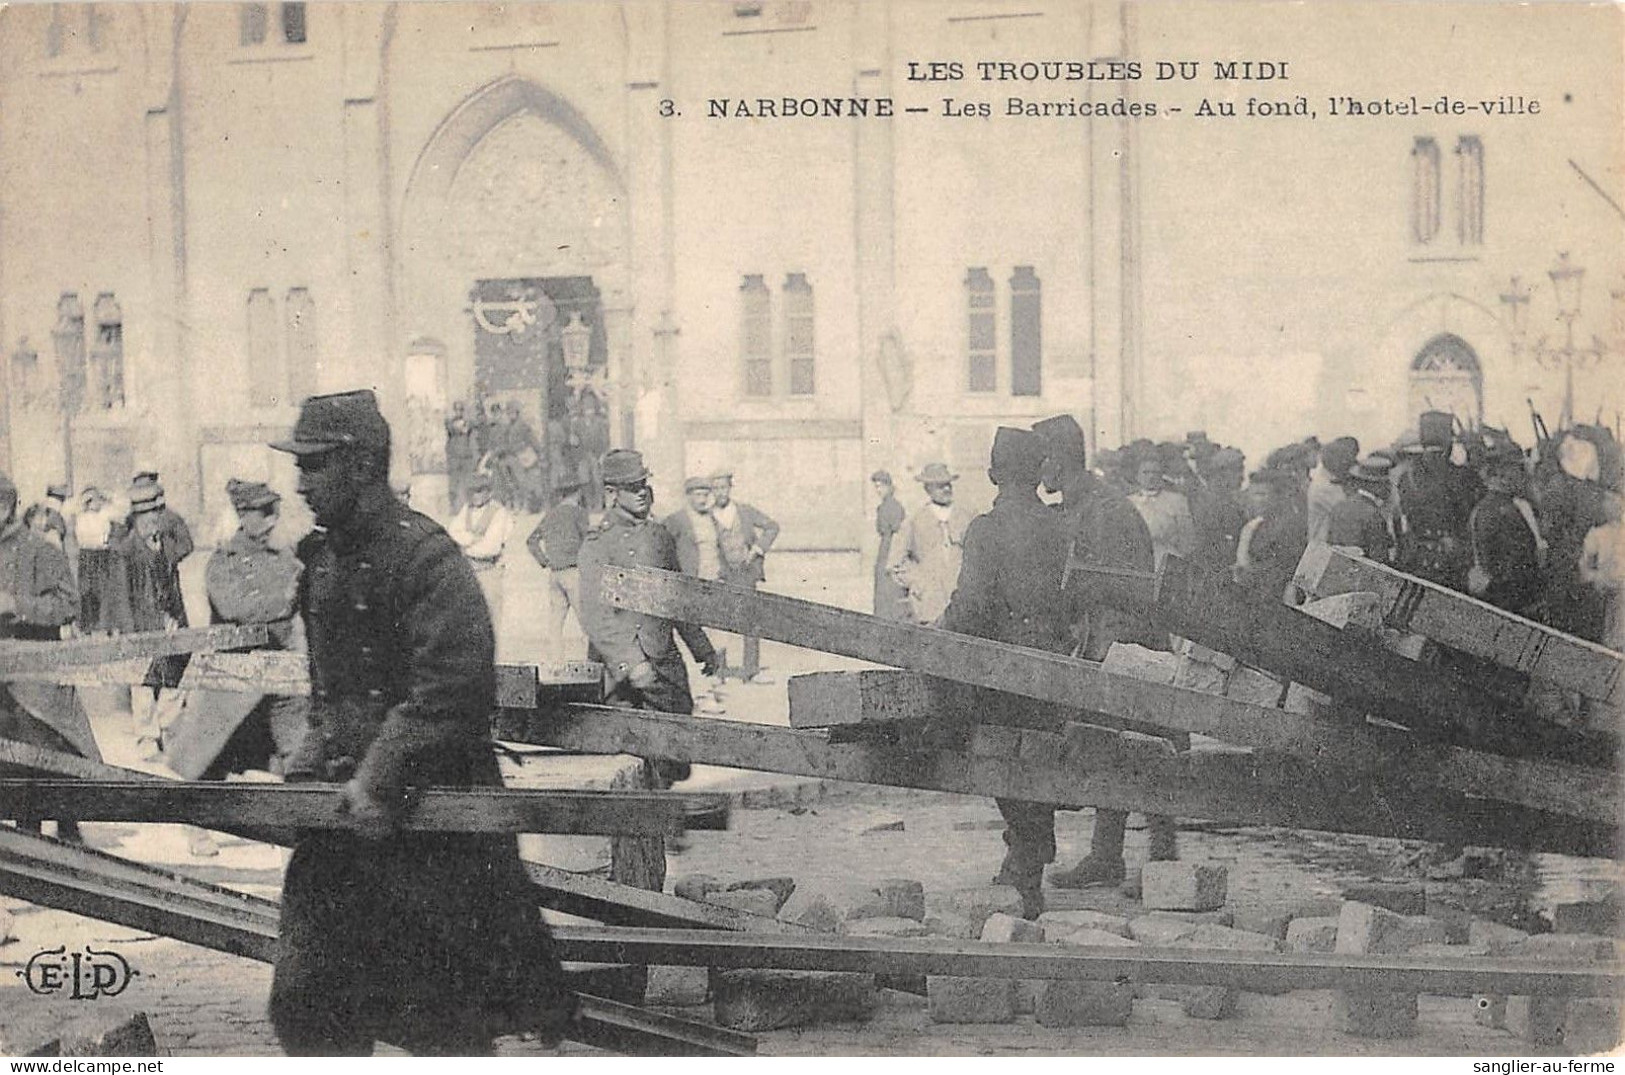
1327 455 1398 563
708 468 779 683
1468 444 1545 617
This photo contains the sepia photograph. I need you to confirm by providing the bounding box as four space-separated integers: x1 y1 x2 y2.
0 0 1621 1061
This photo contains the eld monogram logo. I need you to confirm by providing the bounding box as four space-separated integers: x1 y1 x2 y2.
18 945 137 1000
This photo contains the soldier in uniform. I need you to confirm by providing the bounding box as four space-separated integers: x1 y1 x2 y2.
198 479 308 777
579 449 721 791
267 390 574 1055
1032 414 1179 890
938 427 1071 919
1397 411 1481 591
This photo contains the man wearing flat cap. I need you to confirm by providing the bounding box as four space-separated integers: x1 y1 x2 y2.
664 476 722 582
707 468 779 683
580 449 721 796
267 390 574 1055
938 428 1073 918
889 462 972 626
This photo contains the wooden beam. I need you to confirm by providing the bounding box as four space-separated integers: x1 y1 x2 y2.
0 830 754 1057
525 862 816 933
548 926 1622 998
4 651 605 702
1296 542 1623 705
532 705 1614 857
0 625 270 677
601 566 1611 775
0 778 725 836
786 669 1616 824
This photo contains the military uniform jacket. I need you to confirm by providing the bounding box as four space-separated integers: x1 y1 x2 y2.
271 485 569 1048
205 530 301 641
579 508 717 711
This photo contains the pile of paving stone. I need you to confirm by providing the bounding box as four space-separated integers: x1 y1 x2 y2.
654 866 1621 1047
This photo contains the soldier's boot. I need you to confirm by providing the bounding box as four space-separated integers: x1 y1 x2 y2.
1015 872 1046 921
1050 807 1128 889
1147 815 1179 862
994 799 1056 886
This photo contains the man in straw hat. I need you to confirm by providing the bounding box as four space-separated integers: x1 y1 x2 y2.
1327 454 1398 564
267 390 575 1054
888 461 972 626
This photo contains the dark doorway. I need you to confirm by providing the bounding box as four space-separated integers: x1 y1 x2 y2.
469 276 608 511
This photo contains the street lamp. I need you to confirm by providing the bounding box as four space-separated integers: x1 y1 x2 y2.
1532 252 1607 428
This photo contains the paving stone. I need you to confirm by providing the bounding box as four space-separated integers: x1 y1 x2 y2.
1226 665 1286 707
1182 985 1239 1020
1141 862 1227 912
712 970 875 1032
672 874 722 902
981 913 1045 943
1507 996 1570 1048
777 890 849 933
705 887 782 918
1186 924 1281 952
846 916 933 939
1466 919 1529 953
1144 908 1234 927
1052 927 1141 948
1511 933 1617 963
645 965 710 1007
1171 656 1228 695
1228 907 1292 941
926 977 1017 1024
29 1012 158 1057
726 876 796 912
1335 902 1448 955
939 886 1023 931
1474 993 1508 1030
1128 915 1198 946
1552 898 1620 936
849 879 926 922
924 913 981 940
1282 682 1333 718
1035 979 1134 1027
863 819 905 833
1340 883 1426 916
1335 991 1418 1039
1103 643 1179 685
1299 592 1384 631
1036 910 1131 938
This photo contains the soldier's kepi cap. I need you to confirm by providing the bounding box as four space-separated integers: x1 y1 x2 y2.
988 427 1048 487
602 449 650 487
1032 414 1087 468
270 390 391 456
226 478 279 513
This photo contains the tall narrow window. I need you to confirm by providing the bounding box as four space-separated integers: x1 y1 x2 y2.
1411 137 1441 244
52 293 86 415
239 3 268 45
783 273 815 396
246 289 283 408
1010 266 1042 397
89 293 123 409
1456 135 1485 245
285 287 317 401
966 268 996 393
281 2 307 43
741 274 772 397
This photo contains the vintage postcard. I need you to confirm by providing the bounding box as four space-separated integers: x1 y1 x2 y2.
0 0 1620 1061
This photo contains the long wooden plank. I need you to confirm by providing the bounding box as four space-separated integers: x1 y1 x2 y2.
533 705 1613 857
525 862 815 934
0 832 754 1057
0 778 723 836
600 566 1611 775
0 625 270 677
549 926 1621 998
786 669 1616 824
4 650 605 702
1296 542 1624 705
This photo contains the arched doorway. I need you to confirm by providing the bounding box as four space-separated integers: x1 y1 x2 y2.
1408 333 1483 427
397 76 630 513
